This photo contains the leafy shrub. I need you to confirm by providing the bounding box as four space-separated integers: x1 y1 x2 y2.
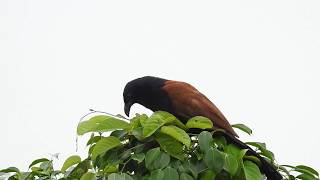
1 111 319 180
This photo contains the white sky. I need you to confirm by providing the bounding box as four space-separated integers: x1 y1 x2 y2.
1 0 319 172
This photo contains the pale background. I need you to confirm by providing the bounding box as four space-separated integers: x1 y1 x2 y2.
1 0 319 171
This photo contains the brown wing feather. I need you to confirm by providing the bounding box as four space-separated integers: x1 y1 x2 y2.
163 80 238 137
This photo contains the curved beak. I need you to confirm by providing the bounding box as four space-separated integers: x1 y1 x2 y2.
124 101 134 117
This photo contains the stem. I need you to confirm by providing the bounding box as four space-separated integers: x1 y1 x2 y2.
120 158 131 173
89 109 129 120
198 168 209 174
187 133 199 136
119 144 144 157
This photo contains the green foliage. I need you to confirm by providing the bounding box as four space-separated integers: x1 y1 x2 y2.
246 142 275 162
1 112 319 180
77 115 130 135
160 125 191 148
91 136 121 160
186 116 213 129
155 133 186 160
61 155 81 172
28 158 50 169
243 160 262 180
80 172 95 180
232 124 253 135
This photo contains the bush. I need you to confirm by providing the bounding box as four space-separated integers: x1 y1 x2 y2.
1 110 319 180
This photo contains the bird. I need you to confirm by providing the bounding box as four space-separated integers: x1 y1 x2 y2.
123 76 238 136
123 76 282 180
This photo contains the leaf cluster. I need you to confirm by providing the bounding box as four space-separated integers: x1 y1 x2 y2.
1 111 319 180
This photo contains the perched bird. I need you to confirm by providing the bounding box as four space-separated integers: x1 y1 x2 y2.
123 76 282 180
124 76 238 136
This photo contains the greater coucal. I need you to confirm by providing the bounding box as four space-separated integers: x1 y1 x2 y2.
123 76 282 180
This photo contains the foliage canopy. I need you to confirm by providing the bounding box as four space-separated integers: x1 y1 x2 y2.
1 111 319 180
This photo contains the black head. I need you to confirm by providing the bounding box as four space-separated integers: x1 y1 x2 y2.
123 76 170 116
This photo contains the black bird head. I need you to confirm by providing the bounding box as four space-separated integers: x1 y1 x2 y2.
123 76 170 116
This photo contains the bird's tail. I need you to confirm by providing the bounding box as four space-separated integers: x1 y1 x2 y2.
220 132 283 180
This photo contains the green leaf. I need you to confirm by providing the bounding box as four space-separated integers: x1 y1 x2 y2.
40 160 53 172
232 124 252 135
88 144 96 155
289 175 296 180
243 160 262 180
200 170 216 180
86 136 102 146
296 173 318 180
61 155 81 172
155 111 187 130
80 172 96 180
163 167 179 180
139 114 149 127
180 173 194 180
132 144 145 154
212 136 227 149
278 165 291 178
107 173 133 180
91 136 121 160
225 144 241 157
131 153 145 163
153 111 179 124
130 114 147 129
28 158 50 169
95 149 120 167
155 133 186 160
31 166 42 172
142 115 164 138
149 169 164 180
224 154 239 176
174 161 198 179
198 131 213 153
169 160 183 172
153 152 170 170
186 116 213 129
145 148 161 170
185 162 198 179
170 119 188 130
68 159 91 179
132 127 144 141
204 147 225 173
0 167 20 173
77 115 130 135
142 111 185 138
246 142 274 161
246 141 266 149
121 150 133 161
160 125 191 148
145 149 170 171
244 156 261 166
238 149 248 160
8 174 20 180
104 165 118 174
296 165 319 177
282 165 319 179
110 130 127 140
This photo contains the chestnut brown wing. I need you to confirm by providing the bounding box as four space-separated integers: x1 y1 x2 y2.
163 80 238 137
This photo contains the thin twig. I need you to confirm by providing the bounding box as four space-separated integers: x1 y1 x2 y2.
89 109 129 121
119 144 145 157
120 158 131 173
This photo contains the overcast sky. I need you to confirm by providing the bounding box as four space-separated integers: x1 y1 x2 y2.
1 0 319 171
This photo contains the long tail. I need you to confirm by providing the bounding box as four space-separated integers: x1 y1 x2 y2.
220 132 283 180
